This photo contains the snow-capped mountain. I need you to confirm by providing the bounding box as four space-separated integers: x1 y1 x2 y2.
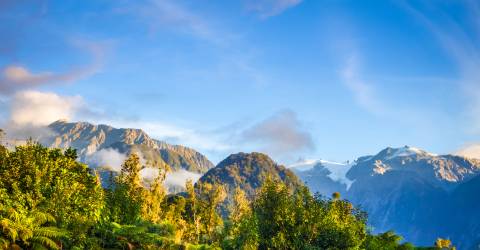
291 146 480 249
345 146 480 249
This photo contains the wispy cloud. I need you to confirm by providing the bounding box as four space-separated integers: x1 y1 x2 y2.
402 1 480 133
244 0 302 18
0 40 106 95
120 0 231 46
341 55 385 115
117 0 268 88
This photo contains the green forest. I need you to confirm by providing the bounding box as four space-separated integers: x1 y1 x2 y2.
0 142 455 250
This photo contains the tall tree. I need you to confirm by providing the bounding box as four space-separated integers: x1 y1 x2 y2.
196 182 226 244
142 165 169 224
109 153 145 224
184 179 200 243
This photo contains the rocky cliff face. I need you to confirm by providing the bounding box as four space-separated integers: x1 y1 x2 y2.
44 120 214 173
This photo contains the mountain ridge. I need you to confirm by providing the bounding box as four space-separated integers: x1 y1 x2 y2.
44 120 214 173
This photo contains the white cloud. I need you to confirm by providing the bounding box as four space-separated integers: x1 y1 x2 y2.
85 148 128 172
164 169 202 188
244 0 302 18
141 168 202 192
9 90 84 126
140 167 161 180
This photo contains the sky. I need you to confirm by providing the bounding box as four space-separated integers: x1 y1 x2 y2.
1 0 480 164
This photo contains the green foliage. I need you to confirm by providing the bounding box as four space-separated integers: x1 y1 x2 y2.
363 231 416 250
0 142 104 248
93 221 179 249
0 204 67 250
254 179 367 249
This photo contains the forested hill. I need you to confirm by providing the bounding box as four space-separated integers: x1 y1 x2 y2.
196 152 303 214
197 152 302 198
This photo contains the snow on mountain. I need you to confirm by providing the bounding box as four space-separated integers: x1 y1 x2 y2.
289 159 354 188
384 146 437 160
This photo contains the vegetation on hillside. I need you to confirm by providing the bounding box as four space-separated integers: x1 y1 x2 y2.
0 141 454 249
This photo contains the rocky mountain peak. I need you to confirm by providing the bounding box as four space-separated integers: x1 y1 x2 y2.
348 146 480 190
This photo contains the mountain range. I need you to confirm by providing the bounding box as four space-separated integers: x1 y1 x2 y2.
10 120 480 249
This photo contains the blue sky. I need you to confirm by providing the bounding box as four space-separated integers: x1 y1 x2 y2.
1 0 479 164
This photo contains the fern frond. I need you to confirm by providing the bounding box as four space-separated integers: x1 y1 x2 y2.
31 211 56 225
31 242 49 250
31 236 60 250
34 227 67 238
0 237 10 250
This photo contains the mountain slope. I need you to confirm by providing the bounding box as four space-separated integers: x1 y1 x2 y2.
44 120 214 173
448 174 480 249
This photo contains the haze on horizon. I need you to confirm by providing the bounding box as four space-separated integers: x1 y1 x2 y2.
1 0 480 164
